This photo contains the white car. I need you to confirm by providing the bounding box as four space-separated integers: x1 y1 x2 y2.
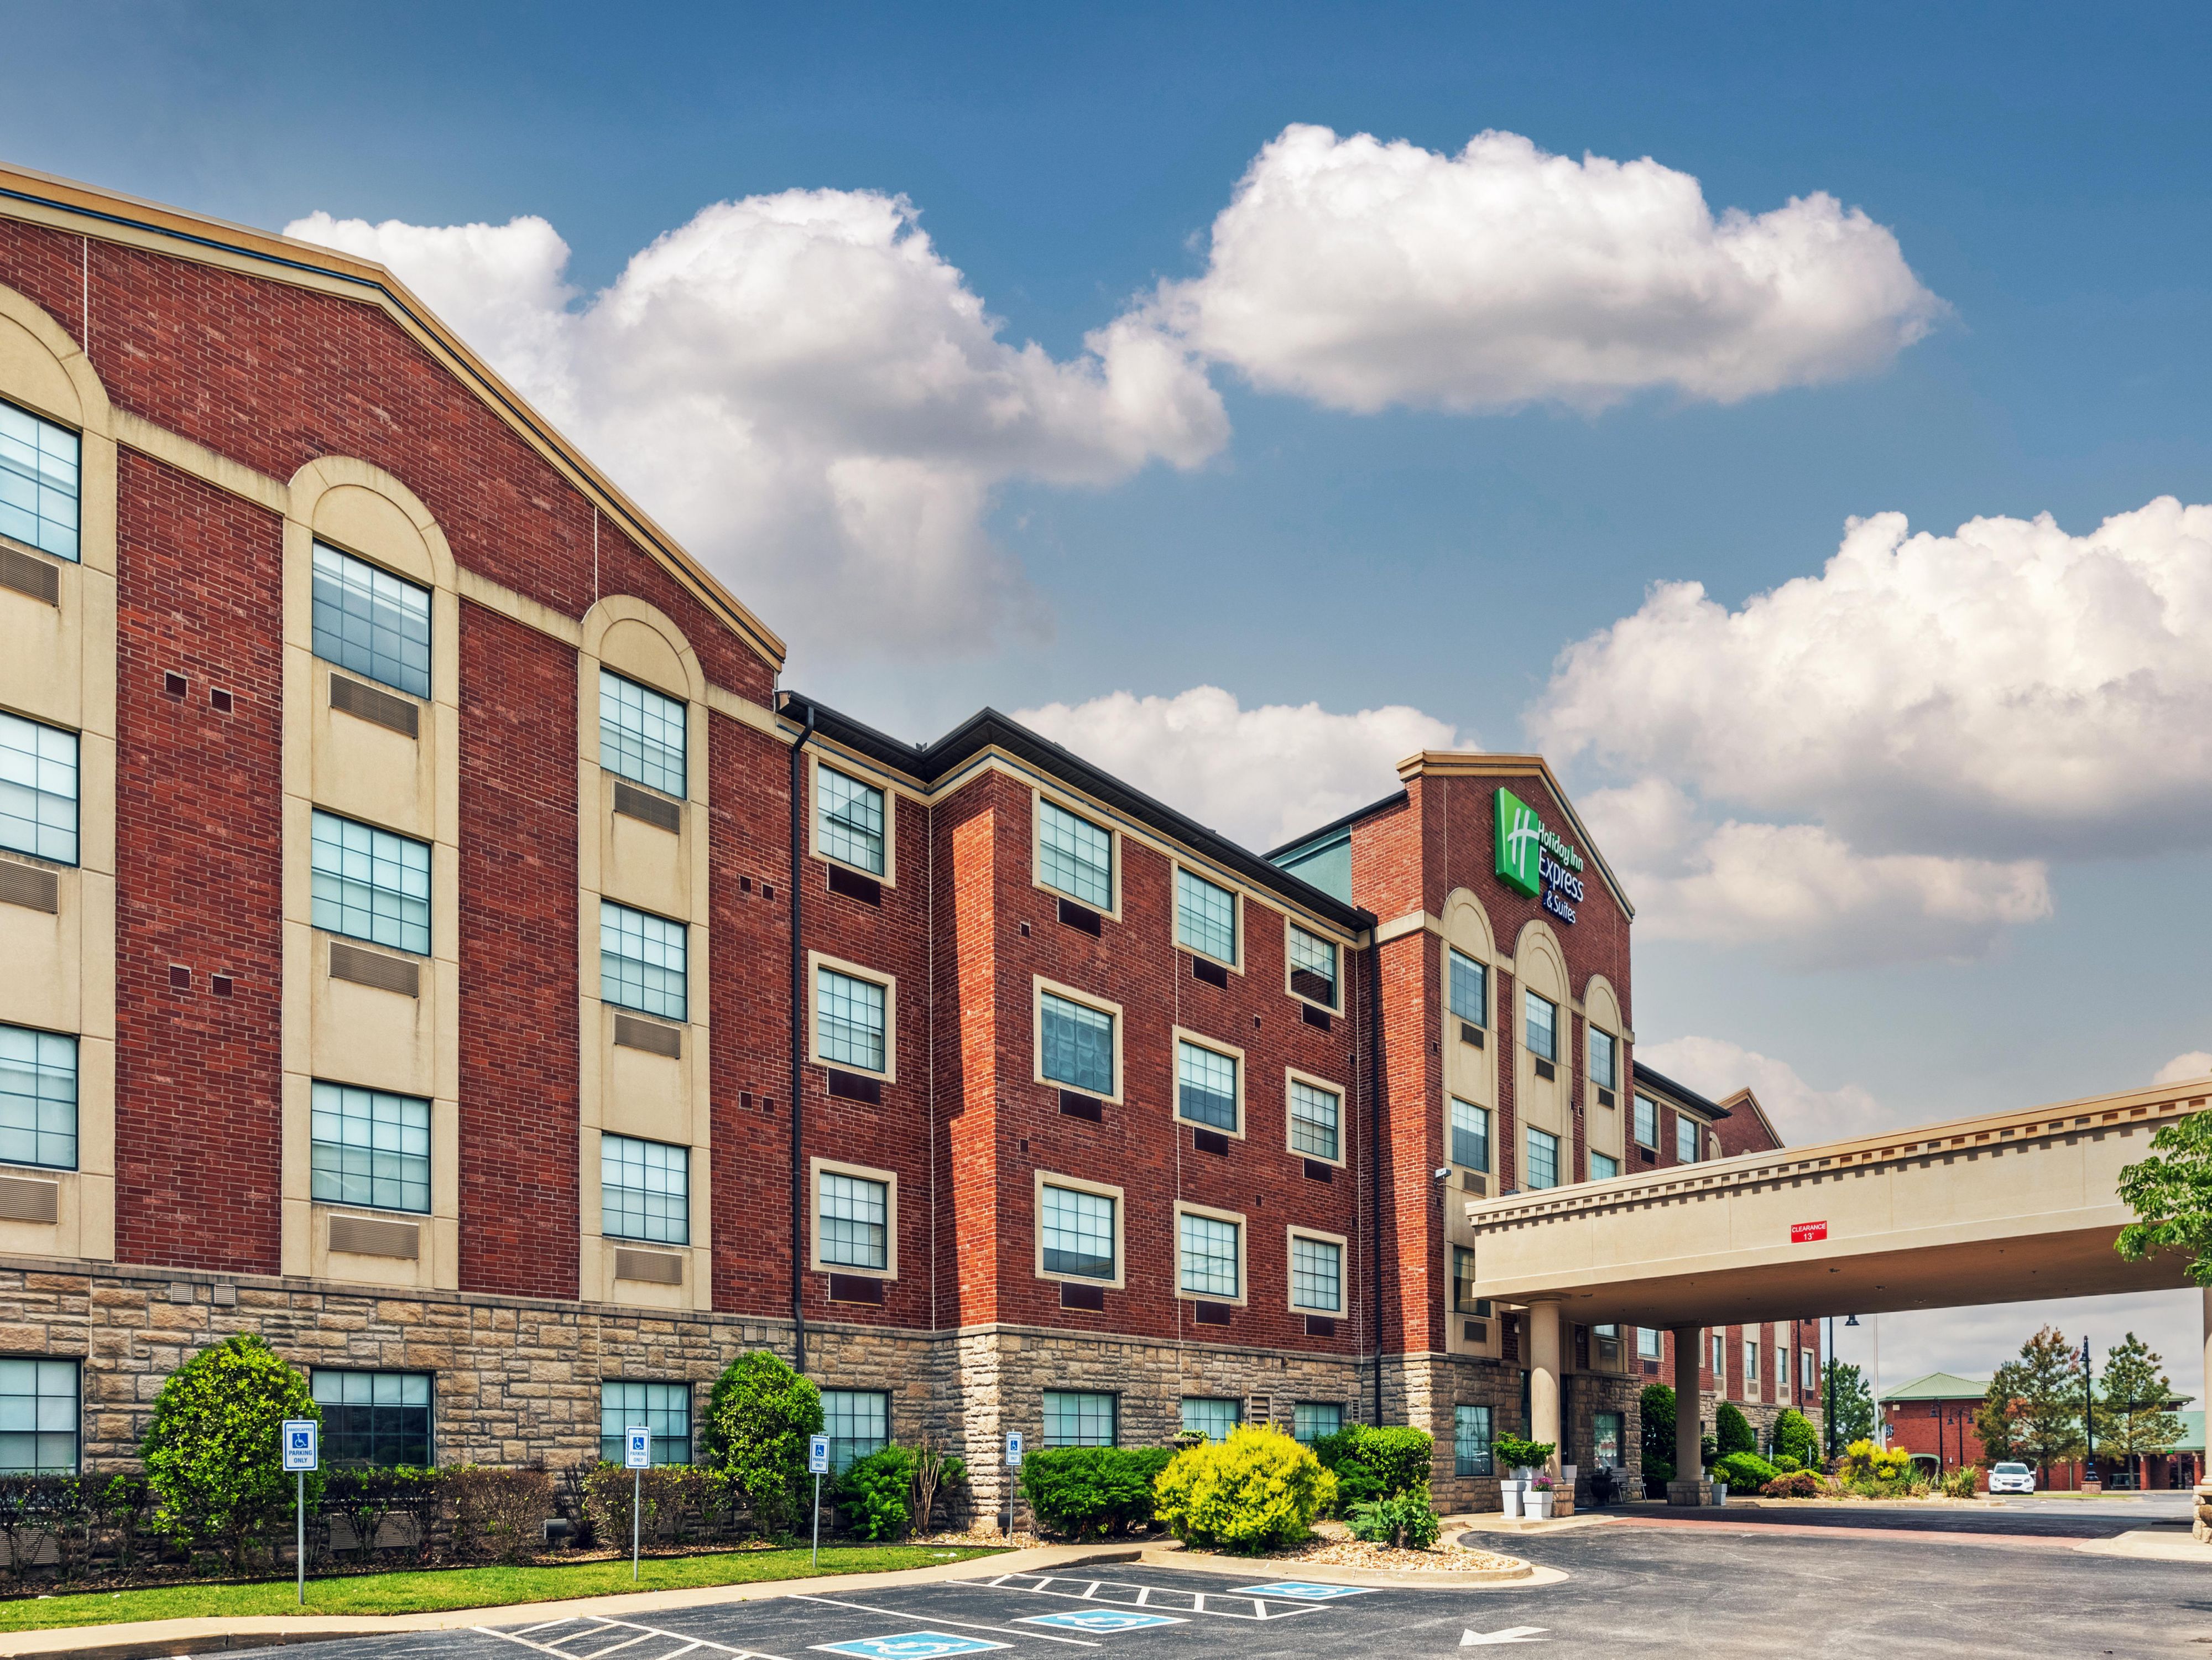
1987 1461 2036 1495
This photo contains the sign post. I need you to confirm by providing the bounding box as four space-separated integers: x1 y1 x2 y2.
808 1433 831 1568
1004 1431 1023 1542
624 1427 651 1581
282 1419 318 1607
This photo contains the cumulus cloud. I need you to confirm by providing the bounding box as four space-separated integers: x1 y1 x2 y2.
2154 1052 2212 1086
287 196 1225 658
1636 1035 1895 1144
1537 497 2212 861
1151 123 1940 414
1012 685 1463 852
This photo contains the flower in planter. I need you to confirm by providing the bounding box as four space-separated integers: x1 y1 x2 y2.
1531 1475 1556 1490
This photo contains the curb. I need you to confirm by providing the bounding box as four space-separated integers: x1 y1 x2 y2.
1133 1539 1546 1589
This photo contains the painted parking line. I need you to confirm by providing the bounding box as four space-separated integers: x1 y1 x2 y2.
811 1637 1009 1660
476 1614 791 1659
789 1594 1100 1648
979 1573 1329 1620
1014 1610 1188 1633
1227 1581 1375 1601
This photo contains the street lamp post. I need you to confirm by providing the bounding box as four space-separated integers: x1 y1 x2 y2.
2082 1336 2096 1490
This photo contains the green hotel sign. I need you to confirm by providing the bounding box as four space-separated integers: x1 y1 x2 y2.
1495 787 1586 923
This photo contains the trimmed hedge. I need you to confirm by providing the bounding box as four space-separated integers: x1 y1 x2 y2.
1714 1402 1757 1458
836 1447 919 1541
1713 1451 1776 1491
1308 1425 1432 1507
1019 1448 1175 1539
1771 1408 1821 1469
1153 1427 1336 1554
1761 1470 1827 1498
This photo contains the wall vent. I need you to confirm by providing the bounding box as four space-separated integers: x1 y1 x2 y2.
0 1177 59 1224
1057 898 1102 935
1192 1128 1230 1157
1461 1170 1488 1195
1302 1159 1334 1183
614 1013 681 1058
826 863 881 905
827 1069 882 1105
0 544 59 606
1193 1301 1232 1328
1303 1315 1337 1338
329 1214 419 1259
614 1246 684 1284
0 858 59 915
329 672 420 738
827 1273 884 1305
1459 1022 1485 1048
1597 1087 1616 1109
1190 956 1229 989
1301 1005 1331 1032
1060 1282 1105 1312
614 780 681 833
1533 1058 1556 1081
1058 1091 1102 1122
330 941 420 997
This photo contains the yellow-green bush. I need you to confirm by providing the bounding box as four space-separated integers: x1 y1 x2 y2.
1153 1427 1337 1554
1837 1439 1914 1484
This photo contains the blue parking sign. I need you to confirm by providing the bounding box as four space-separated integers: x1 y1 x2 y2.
281 1419 317 1472
624 1427 651 1470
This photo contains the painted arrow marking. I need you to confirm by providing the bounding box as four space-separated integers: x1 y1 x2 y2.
1461 1627 1548 1646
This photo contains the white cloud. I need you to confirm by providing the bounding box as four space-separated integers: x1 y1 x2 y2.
1536 497 2212 861
287 196 1225 659
1152 123 1939 414
1637 1035 1894 1144
1011 685 1463 852
2154 1052 2212 1086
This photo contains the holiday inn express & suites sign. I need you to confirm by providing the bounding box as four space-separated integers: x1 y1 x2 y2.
1496 787 1585 924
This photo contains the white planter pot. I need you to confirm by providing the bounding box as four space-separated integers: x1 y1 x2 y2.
1561 1464 1578 1487
1713 1482 1729 1506
1527 1490 1554 1519
1500 1481 1524 1519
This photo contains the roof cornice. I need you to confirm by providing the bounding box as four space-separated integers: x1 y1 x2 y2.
1392 751 1635 919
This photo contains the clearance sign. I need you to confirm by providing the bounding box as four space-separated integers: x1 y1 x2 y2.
1495 787 1585 925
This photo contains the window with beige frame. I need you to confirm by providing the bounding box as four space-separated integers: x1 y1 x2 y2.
808 1157 898 1280
1032 1170 1125 1289
1032 977 1123 1104
1285 1226 1346 1315
1284 922 1338 1009
1285 1070 1343 1166
1175 1202 1246 1304
1174 1031 1244 1137
1032 790 1116 915
808 953 896 1081
1174 866 1239 969
810 754 895 885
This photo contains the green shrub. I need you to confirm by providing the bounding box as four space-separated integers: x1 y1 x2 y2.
1771 1408 1821 1469
702 1351 822 1537
1761 1470 1827 1498
1644 1454 1675 1484
1640 1384 1676 1479
1837 1439 1913 1485
1714 1402 1756 1458
1490 1434 1556 1473
140 1334 319 1570
1308 1425 1433 1507
1938 1466 1979 1499
1345 1487 1441 1549
1154 1426 1336 1554
1714 1451 1776 1490
837 1446 920 1541
1772 1454 1802 1475
1020 1447 1173 1539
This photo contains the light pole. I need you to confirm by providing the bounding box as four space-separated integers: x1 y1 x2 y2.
2082 1335 2096 1490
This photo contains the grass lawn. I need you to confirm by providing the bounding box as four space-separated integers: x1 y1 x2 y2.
0 1544 1005 1633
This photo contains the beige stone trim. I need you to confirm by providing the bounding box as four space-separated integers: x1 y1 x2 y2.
1372 908 1439 946
0 280 118 1267
1032 976 1124 1105
1029 784 1120 920
810 752 897 889
281 457 461 1294
1285 1224 1349 1316
1173 1200 1248 1307
1284 1067 1347 1168
112 410 289 514
1172 1027 1246 1139
1031 1169 1126 1291
810 1156 899 1281
808 951 898 1084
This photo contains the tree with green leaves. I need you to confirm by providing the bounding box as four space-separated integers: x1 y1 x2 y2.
1639 1383 1676 1482
1823 1360 1874 1450
701 1350 821 1537
1714 1401 1756 1458
2095 1331 2187 1486
2116 1112 2212 1283
1771 1407 1821 1469
1975 1326 2085 1484
140 1334 319 1571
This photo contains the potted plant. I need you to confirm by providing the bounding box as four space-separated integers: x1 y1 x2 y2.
1527 1473 1556 1520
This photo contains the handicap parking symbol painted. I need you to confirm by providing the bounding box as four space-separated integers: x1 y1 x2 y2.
812 1635 1009 1659
1018 1610 1188 1633
1230 1581 1374 1600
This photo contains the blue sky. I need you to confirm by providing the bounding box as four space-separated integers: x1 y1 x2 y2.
9 0 2211 1394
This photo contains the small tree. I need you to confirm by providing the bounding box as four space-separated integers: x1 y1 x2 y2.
701 1351 821 1537
1640 1383 1676 1481
2116 1112 2212 1283
1824 1361 1875 1450
2095 1331 2186 1486
1714 1402 1756 1458
1771 1408 1820 1469
1977 1326 2085 1484
1153 1426 1337 1553
140 1334 319 1571
910 1435 967 1536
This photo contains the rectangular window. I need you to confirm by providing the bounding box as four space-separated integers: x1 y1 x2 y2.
0 1359 77 1475
1452 1245 1478 1313
1176 1040 1238 1132
1037 799 1110 908
1745 1340 1759 1382
1449 1098 1490 1172
1778 1346 1790 1395
1524 990 1557 1062
1180 1397 1240 1443
0 1026 76 1172
1039 992 1114 1096
1290 1234 1343 1313
1636 1328 1663 1361
1802 1349 1817 1393
1448 950 1486 1026
1634 1094 1658 1148
1178 1210 1240 1299
599 670 687 798
312 1370 431 1469
1590 1151 1619 1182
311 810 431 956
818 767 886 876
311 542 431 700
310 1082 429 1214
0 712 78 866
600 1380 690 1466
1287 1078 1340 1162
1526 1126 1559 1190
1039 1183 1115 1280
1287 924 1338 1007
816 966 886 1072
1293 1402 1342 1445
818 1170 890 1270
601 900 686 1021
0 398 80 561
822 1388 889 1473
1042 1390 1117 1448
1590 1029 1618 1091
1454 1404 1494 1477
601 1133 689 1245
1592 1410 1624 1470
1175 868 1237 964
1713 1333 1724 1374
1676 1116 1700 1164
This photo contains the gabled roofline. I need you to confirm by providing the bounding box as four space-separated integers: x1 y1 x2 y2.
780 693 1375 934
1261 789 1409 862
1392 751 1635 919
1715 1086 1784 1148
1631 1060 1733 1121
0 160 786 672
